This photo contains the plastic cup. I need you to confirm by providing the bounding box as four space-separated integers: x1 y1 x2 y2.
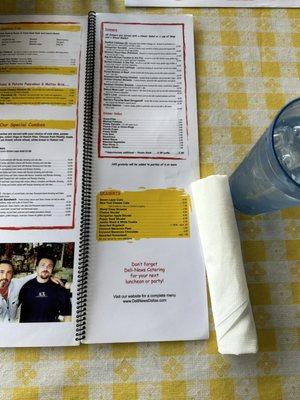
229 98 300 215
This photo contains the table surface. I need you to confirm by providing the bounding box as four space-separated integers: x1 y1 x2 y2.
0 1 299 399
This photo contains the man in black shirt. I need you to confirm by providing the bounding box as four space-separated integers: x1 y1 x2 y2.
18 254 72 323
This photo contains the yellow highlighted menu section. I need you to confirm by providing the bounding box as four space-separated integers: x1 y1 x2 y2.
0 23 80 32
96 189 190 241
0 87 77 106
0 66 78 75
0 120 75 130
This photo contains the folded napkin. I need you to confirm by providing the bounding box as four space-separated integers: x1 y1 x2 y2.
191 175 258 355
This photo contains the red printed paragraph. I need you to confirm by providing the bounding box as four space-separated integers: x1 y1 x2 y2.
124 261 165 285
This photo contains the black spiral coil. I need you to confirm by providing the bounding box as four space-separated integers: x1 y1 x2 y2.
76 11 96 342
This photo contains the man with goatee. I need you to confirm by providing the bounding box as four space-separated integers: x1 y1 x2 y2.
18 254 72 323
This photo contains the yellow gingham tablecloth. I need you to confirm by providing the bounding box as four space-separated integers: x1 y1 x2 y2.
0 1 299 399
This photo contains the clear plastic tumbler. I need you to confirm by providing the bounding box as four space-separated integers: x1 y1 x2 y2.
229 98 300 215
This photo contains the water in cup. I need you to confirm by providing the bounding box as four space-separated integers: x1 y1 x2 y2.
274 117 300 184
229 98 300 215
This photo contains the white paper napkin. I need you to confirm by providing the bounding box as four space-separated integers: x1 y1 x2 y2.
191 175 258 355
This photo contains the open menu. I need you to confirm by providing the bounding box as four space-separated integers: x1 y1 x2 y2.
0 12 208 347
125 0 299 7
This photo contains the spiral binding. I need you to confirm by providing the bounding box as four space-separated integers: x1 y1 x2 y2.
76 11 96 342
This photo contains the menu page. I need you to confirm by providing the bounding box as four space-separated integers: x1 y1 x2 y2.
85 13 208 344
126 0 299 7
0 15 86 347
0 19 81 229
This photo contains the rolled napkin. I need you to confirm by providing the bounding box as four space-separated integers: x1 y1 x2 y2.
191 175 258 355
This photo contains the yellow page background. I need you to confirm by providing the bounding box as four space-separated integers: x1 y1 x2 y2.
96 189 190 241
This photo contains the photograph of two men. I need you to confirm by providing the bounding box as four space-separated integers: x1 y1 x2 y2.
0 242 74 323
